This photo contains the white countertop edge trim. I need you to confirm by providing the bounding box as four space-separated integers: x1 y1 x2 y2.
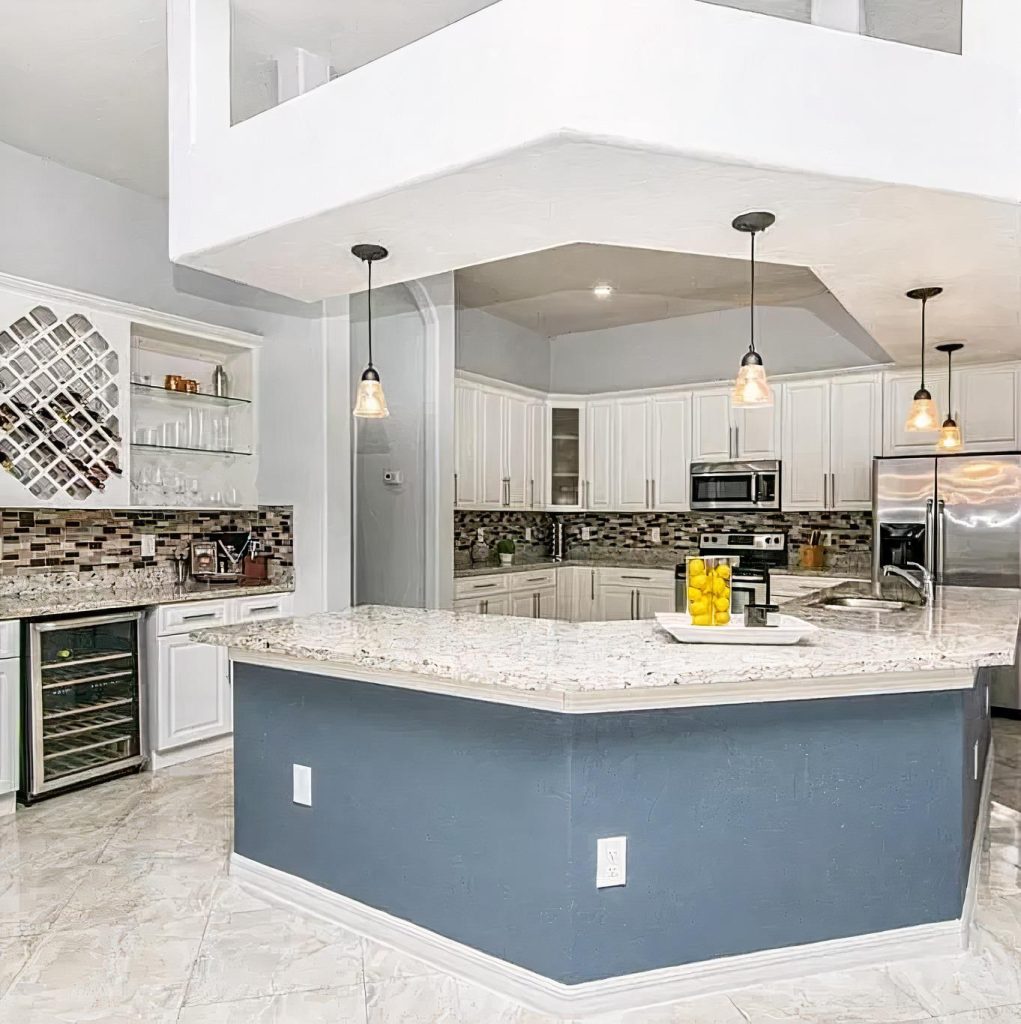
227 649 976 713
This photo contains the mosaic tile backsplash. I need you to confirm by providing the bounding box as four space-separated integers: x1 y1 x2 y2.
455 509 873 575
0 506 293 579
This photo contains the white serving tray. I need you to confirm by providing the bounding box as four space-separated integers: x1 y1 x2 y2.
655 613 819 646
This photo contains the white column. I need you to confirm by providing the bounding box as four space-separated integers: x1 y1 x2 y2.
810 0 863 33
276 48 333 104
962 0 1021 64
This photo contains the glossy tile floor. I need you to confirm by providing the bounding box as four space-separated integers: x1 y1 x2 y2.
5 723 1021 1023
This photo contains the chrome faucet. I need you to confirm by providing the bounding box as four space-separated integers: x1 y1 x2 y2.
883 562 934 605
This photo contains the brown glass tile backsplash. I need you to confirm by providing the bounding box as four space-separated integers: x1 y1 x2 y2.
455 508 873 574
0 506 293 576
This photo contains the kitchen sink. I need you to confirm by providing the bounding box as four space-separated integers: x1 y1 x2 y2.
819 596 907 611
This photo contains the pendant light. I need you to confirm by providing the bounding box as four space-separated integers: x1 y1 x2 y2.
903 287 942 432
731 211 775 407
352 243 390 419
935 342 963 451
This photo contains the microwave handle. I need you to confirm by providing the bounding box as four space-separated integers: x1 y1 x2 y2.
750 473 758 505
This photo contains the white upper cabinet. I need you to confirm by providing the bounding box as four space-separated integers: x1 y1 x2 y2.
956 364 1018 452
884 371 948 454
651 393 690 511
830 374 880 509
527 400 546 509
691 389 733 462
585 400 615 510
454 382 480 507
504 394 529 507
691 387 780 462
478 387 506 508
614 397 651 510
782 380 829 510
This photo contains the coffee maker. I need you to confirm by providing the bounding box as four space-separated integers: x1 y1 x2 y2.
191 530 251 583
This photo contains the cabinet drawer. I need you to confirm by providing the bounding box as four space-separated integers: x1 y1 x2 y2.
597 567 673 590
0 621 19 659
234 593 294 622
509 570 557 592
156 599 231 637
454 575 511 599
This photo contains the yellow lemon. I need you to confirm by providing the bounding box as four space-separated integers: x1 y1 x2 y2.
687 586 701 603
716 564 731 579
714 596 730 612
691 614 712 626
689 558 705 576
714 611 730 625
689 598 709 616
712 577 728 595
690 573 709 591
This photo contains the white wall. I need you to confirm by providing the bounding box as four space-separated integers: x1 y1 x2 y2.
455 307 550 391
0 140 335 614
549 305 885 394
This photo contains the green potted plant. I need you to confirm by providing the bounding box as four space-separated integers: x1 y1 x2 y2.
495 538 516 566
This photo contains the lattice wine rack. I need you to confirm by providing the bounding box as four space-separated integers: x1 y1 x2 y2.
0 304 123 502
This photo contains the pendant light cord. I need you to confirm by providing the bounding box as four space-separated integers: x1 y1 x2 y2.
749 230 756 355
366 258 374 370
919 294 926 389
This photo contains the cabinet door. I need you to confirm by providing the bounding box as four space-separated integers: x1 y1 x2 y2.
651 393 690 510
527 401 546 508
478 389 506 508
636 587 673 620
509 590 536 618
885 372 948 454
536 587 557 619
733 388 781 459
479 593 511 616
454 383 480 507
830 375 880 509
597 582 638 621
548 405 584 510
782 380 829 510
615 398 651 510
586 401 615 510
0 657 18 799
691 390 733 462
504 395 529 507
564 567 598 622
957 365 1017 451
156 636 231 752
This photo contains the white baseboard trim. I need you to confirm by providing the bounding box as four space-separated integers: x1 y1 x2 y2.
150 734 233 770
961 740 995 949
0 791 15 818
230 853 964 1017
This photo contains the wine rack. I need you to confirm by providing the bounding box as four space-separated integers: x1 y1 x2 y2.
0 304 123 502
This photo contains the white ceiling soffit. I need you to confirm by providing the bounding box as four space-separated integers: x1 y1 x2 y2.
455 244 828 336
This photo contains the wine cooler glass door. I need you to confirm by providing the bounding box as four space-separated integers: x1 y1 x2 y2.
28 611 145 797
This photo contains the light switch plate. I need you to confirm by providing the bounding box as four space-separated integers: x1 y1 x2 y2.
525 527 532 542
140 534 156 558
581 526 592 541
596 835 627 888
293 764 312 806
650 527 661 544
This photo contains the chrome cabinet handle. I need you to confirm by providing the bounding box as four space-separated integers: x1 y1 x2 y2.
924 497 935 574
831 472 836 507
481 599 488 614
822 473 827 508
591 569 595 601
621 574 652 581
182 612 217 621
454 472 459 505
630 589 635 620
734 425 739 457
636 589 641 619
246 605 279 614
526 576 548 582
472 582 499 590
645 479 650 508
936 498 946 582
530 479 534 506
651 479 656 508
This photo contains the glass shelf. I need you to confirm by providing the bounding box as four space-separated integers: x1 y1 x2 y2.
131 443 252 458
130 382 251 407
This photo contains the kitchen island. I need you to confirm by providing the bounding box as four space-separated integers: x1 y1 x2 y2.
194 584 1020 1016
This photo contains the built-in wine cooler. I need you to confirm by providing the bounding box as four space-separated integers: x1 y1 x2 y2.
22 611 146 802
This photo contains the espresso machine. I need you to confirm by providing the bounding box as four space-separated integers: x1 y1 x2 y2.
191 530 251 583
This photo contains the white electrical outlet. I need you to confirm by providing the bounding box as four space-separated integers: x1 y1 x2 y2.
140 534 156 558
525 527 532 542
581 526 592 541
822 531 833 546
650 527 661 544
293 764 312 806
596 836 627 888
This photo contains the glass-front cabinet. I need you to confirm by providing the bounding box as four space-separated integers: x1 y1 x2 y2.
548 404 585 510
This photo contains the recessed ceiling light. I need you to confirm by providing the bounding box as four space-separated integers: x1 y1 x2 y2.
593 284 614 299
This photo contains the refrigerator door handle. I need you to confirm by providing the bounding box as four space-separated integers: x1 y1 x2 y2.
924 497 935 574
936 498 946 583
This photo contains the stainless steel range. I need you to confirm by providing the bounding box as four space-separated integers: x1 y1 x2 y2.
675 531 787 614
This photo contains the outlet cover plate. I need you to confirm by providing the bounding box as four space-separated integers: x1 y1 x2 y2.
650 527 661 544
597 835 627 888
581 526 592 541
141 534 156 558
293 764 312 806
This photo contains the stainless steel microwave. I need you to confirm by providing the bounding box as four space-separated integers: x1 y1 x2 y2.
690 460 781 512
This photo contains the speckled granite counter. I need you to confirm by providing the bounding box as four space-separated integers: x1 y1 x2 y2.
0 579 294 620
454 558 866 580
194 582 1020 711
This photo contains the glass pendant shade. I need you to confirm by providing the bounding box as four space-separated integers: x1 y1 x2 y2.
905 389 940 432
937 418 962 451
353 368 389 419
732 356 773 407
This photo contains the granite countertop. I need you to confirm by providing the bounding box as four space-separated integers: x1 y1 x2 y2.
455 558 867 581
192 581 1020 709
0 578 294 620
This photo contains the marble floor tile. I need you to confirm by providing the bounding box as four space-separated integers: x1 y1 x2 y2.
185 906 364 1006
364 974 461 1024
0 934 38 999
584 993 748 1023
455 979 564 1023
0 864 88 938
0 819 111 872
362 936 446 985
176 984 368 1023
0 915 205 1023
726 967 931 1023
923 1007 1021 1023
207 876 274 918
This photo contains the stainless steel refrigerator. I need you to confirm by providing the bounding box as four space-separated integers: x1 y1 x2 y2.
873 453 1021 709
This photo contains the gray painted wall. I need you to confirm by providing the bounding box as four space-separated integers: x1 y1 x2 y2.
233 664 979 985
456 307 550 391
0 141 336 614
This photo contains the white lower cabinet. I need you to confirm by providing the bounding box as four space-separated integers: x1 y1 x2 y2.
149 593 293 768
0 653 19 814
597 583 638 621
596 569 674 621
